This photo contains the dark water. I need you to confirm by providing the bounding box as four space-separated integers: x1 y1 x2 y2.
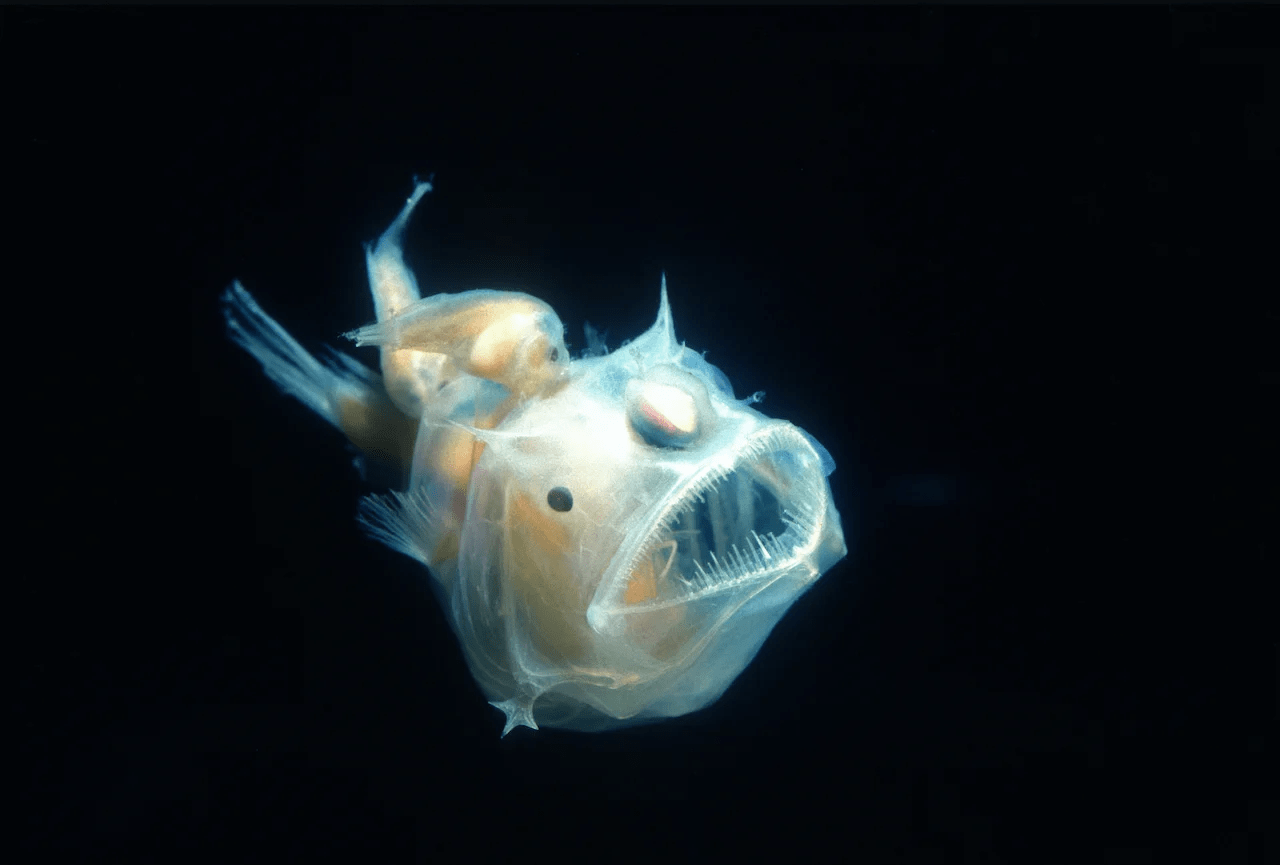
14 7 1271 862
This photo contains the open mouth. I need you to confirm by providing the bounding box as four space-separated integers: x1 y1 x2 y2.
598 425 826 621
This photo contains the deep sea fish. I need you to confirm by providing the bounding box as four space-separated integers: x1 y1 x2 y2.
224 180 846 733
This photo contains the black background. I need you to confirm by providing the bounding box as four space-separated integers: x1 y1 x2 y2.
12 7 1275 862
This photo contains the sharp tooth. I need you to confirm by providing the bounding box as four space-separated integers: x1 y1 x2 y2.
753 530 772 562
694 560 710 588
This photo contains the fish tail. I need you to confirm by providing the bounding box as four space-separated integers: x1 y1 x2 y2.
221 280 381 431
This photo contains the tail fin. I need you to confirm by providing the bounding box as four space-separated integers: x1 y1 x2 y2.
221 280 382 432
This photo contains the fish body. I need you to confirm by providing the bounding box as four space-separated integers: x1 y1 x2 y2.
224 181 846 733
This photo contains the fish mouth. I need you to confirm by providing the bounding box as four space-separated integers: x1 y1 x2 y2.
592 424 827 628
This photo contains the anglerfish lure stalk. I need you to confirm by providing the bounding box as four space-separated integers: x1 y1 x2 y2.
223 180 846 734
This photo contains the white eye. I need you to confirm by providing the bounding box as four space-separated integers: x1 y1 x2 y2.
627 379 699 447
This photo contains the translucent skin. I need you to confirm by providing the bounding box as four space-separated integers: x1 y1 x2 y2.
223 181 846 735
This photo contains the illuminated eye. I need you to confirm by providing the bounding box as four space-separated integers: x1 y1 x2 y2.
547 486 573 512
627 380 699 447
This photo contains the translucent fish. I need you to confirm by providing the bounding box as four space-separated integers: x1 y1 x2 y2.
223 180 846 734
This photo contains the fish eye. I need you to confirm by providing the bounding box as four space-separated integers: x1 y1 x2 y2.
547 346 560 362
546 486 573 512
